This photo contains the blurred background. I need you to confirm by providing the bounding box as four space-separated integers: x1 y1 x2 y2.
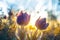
0 0 60 40
0 0 60 19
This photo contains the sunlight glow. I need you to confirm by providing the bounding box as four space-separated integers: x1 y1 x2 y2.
0 1 8 17
29 11 48 26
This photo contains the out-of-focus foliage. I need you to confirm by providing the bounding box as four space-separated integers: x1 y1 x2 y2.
0 10 60 40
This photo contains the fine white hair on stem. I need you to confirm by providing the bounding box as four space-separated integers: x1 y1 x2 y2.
37 31 43 40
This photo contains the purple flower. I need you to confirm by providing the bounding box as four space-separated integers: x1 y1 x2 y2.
35 17 49 30
8 10 13 16
3 15 7 19
17 11 30 26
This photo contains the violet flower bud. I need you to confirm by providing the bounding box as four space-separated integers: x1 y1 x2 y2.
3 15 7 19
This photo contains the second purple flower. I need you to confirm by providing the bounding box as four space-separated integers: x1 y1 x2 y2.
35 17 49 30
